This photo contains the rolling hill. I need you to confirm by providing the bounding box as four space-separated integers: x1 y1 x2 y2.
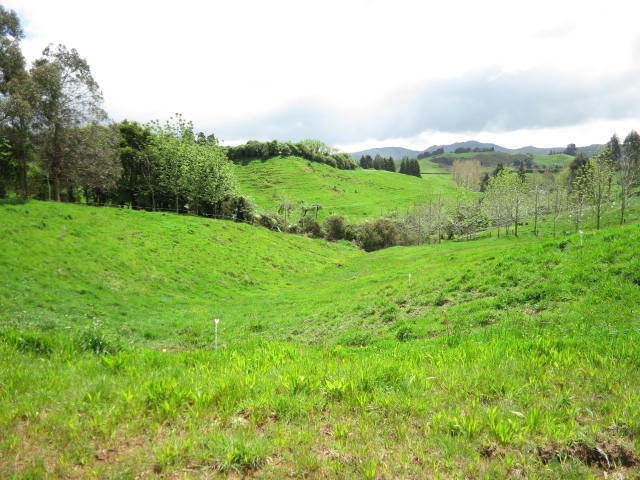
233 155 459 221
1 200 639 478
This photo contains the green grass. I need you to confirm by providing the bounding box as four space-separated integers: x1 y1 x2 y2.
234 156 460 221
1 200 639 478
532 153 575 168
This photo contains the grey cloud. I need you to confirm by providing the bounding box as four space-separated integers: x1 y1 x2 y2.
212 69 640 144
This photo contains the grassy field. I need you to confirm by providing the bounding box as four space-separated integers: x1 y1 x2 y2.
532 153 575 168
428 152 575 171
233 156 460 221
1 200 639 479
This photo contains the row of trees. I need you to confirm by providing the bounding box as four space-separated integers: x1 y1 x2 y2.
226 139 357 170
358 154 396 172
417 147 444 159
398 157 421 177
351 131 640 250
0 4 239 214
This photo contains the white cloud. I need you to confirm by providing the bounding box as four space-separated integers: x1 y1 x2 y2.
7 0 640 149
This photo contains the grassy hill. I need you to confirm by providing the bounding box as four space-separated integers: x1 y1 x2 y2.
429 151 576 171
1 201 639 478
234 156 459 221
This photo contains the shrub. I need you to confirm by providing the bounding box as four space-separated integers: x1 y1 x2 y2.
357 219 399 252
324 215 348 241
219 195 255 223
298 216 323 238
254 213 285 231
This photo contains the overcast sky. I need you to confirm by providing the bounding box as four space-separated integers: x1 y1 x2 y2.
8 0 640 151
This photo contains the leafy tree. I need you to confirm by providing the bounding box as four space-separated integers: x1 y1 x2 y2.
608 134 621 165
0 6 34 198
65 125 121 202
619 130 640 224
582 149 615 230
483 168 528 236
147 115 236 214
567 152 588 188
30 44 108 201
116 120 155 207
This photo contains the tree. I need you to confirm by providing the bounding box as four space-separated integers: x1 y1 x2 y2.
451 159 481 190
582 150 614 230
116 120 155 208
0 6 34 198
147 115 236 214
482 168 528 236
30 44 107 201
619 130 640 224
278 200 294 222
564 143 577 156
608 134 621 165
567 152 588 188
65 124 120 202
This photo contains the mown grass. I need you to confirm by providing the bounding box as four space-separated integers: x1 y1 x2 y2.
234 156 460 221
1 200 639 479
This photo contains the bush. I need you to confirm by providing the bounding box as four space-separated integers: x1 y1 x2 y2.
298 216 323 238
219 195 255 223
324 215 354 241
357 219 399 252
254 213 286 231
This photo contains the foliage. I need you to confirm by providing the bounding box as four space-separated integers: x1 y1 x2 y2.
398 157 421 177
226 139 357 170
357 218 400 251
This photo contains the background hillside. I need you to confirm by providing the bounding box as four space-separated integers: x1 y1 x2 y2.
234 156 461 220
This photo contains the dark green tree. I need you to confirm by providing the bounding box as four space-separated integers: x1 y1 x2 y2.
564 143 577 156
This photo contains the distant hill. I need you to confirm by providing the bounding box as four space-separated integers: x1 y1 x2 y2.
349 147 421 161
234 155 460 221
421 141 602 156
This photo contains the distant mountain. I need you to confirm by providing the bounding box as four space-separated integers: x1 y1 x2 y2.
349 147 422 161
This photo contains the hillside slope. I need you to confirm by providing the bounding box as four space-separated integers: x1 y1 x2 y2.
234 155 459 221
1 201 639 479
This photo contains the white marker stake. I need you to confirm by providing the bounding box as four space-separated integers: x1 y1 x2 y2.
214 318 220 349
579 230 584 246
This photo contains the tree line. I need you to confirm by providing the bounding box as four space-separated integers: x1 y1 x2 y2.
226 139 357 170
357 154 421 177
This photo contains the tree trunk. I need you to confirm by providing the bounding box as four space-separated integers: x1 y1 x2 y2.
52 175 61 202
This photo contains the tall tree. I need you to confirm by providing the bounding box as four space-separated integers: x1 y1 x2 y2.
582 150 615 230
619 130 640 224
0 6 33 198
30 44 108 201
564 143 577 156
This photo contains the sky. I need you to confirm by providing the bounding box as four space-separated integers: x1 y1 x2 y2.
8 0 640 151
